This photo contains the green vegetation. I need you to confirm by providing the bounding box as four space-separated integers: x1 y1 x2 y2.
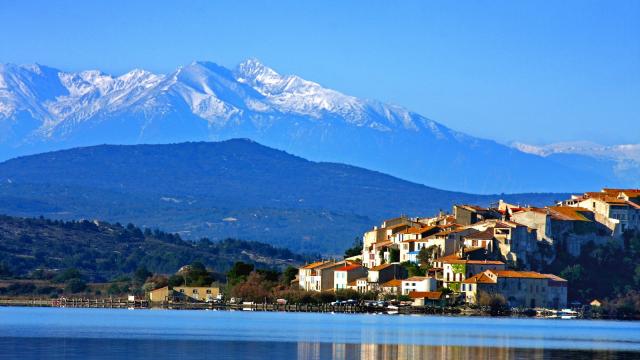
542 230 640 316
0 214 307 284
401 261 426 277
343 238 363 258
0 141 563 254
477 291 508 315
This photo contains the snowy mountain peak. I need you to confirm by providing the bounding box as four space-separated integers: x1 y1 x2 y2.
235 58 281 86
0 59 635 192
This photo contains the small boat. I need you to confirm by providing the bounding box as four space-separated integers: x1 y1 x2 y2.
558 308 578 316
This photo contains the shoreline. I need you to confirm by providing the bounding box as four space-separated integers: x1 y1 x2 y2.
2 298 636 320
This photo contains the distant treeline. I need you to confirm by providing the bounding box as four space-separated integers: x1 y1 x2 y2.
0 214 309 282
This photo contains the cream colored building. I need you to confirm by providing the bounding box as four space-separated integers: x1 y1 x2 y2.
298 260 348 292
461 270 567 309
401 276 436 295
334 264 368 291
148 286 220 303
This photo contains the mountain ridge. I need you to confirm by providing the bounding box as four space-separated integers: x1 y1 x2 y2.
0 59 625 193
0 139 568 254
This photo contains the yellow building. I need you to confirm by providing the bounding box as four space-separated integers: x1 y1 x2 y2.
148 286 220 303
148 286 171 302
174 286 220 302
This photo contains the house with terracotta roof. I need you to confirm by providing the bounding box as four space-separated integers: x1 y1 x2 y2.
298 260 349 292
462 219 537 266
400 226 475 264
380 279 403 295
362 216 419 268
401 276 437 295
433 256 505 292
461 269 567 308
462 228 495 252
510 205 611 256
571 189 640 235
334 264 368 291
409 291 445 307
453 205 501 226
364 263 407 292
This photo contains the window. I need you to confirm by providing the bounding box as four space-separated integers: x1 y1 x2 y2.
206 289 212 294
180 289 184 293
192 289 198 294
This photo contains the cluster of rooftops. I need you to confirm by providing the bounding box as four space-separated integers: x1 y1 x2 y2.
297 188 639 308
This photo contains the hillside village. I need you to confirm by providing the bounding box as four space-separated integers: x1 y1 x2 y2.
298 188 640 310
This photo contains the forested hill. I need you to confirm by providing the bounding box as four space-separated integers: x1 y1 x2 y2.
0 214 307 282
0 140 566 254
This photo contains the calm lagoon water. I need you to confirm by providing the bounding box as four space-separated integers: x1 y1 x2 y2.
0 307 639 359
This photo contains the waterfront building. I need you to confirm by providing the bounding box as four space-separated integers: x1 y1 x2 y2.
334 264 368 291
461 270 567 308
298 260 348 292
148 286 220 303
401 276 437 295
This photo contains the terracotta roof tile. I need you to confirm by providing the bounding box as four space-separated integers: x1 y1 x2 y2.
370 263 394 271
335 264 364 272
489 270 549 279
463 272 496 284
549 206 592 221
382 279 402 287
409 291 443 300
464 228 494 240
301 261 328 269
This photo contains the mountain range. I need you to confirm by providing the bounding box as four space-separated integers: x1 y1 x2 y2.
513 141 640 186
0 59 632 193
0 140 565 255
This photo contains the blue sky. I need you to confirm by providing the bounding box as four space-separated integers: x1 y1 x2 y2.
1 0 638 145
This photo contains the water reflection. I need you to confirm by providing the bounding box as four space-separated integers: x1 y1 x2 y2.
0 337 634 360
1 308 639 359
297 342 634 360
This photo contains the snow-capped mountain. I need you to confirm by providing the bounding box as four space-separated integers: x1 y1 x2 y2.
0 59 629 193
513 141 640 186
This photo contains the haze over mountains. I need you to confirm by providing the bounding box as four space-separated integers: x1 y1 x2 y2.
512 142 640 186
0 140 565 255
0 59 632 194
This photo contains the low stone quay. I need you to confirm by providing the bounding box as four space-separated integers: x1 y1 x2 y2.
0 298 458 315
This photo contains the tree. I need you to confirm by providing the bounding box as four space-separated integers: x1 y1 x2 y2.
401 261 425 277
389 248 400 263
65 278 87 293
344 238 362 258
416 247 430 267
0 262 12 277
53 268 82 283
231 272 273 303
143 275 168 292
168 274 184 288
107 283 122 295
180 261 215 286
335 289 359 301
477 291 507 314
417 245 438 268
133 266 152 285
282 266 298 285
227 262 255 286
315 291 337 304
